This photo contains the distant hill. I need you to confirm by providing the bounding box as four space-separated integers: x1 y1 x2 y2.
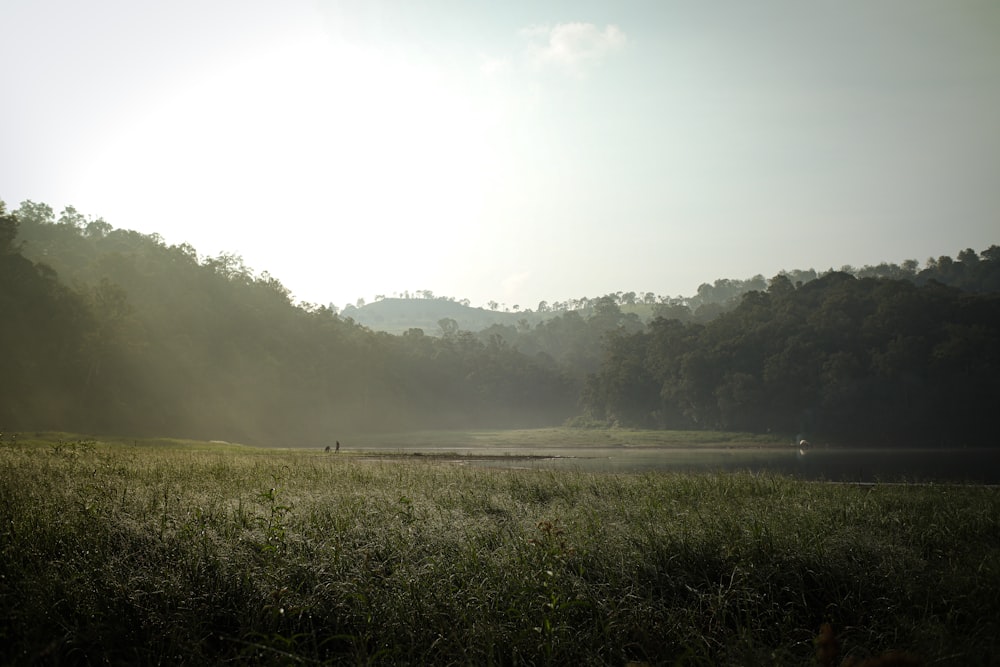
344 246 1000 336
343 298 674 336
342 298 545 335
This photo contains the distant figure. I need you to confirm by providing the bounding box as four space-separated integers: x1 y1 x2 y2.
335 440 340 453
324 445 331 453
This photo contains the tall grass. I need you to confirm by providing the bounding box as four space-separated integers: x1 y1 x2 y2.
1 438 997 665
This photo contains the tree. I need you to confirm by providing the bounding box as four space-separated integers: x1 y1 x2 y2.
767 274 795 296
653 302 692 322
438 317 459 337
14 200 54 225
0 212 94 430
957 248 979 265
0 201 19 254
85 218 113 238
204 252 252 282
592 295 621 321
58 206 87 228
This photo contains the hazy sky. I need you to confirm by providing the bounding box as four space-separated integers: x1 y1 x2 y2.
3 1 999 309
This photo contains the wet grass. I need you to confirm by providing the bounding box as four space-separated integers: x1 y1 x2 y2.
1 436 998 665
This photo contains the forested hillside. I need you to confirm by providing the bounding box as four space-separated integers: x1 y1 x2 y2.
583 270 1000 445
2 201 577 443
345 250 1000 336
3 199 999 446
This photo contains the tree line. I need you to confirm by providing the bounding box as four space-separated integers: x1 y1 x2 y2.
2 201 576 443
582 268 1000 445
3 198 998 446
348 251 1000 334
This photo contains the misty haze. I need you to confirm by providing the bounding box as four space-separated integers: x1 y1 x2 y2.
2 0 999 664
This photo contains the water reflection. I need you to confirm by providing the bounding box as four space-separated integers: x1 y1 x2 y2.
451 447 1000 484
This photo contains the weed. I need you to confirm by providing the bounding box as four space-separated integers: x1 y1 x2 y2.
256 485 292 554
0 441 997 665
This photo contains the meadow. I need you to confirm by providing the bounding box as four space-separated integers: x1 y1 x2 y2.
1 433 998 665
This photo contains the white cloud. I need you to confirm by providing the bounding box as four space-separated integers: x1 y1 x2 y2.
521 22 627 75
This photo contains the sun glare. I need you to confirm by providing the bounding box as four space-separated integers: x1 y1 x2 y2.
74 26 504 304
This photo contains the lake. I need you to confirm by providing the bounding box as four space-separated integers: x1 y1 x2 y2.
363 446 1000 484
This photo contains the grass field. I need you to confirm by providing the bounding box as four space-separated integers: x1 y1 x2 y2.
1 432 998 665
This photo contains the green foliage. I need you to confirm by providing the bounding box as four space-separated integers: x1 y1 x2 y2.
3 197 998 446
0 205 94 430
0 201 19 254
1 442 997 664
584 268 1000 445
1 200 578 441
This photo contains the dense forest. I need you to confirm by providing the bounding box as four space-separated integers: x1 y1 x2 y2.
1 201 576 443
583 271 1000 446
3 198 999 446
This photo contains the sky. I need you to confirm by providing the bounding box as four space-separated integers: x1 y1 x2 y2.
3 0 999 310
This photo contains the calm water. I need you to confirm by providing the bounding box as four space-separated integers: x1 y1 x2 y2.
404 447 1000 484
